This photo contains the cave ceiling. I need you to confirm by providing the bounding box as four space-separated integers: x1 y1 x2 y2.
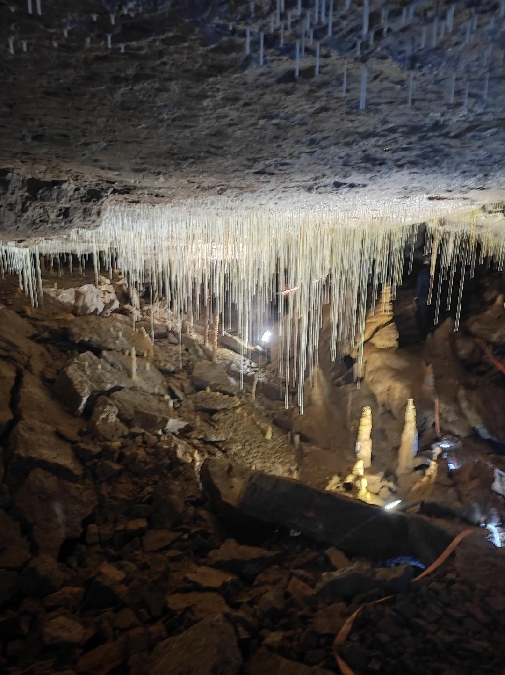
1 0 505 238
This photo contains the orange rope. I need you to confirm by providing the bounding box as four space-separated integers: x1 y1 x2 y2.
333 529 475 674
476 339 505 376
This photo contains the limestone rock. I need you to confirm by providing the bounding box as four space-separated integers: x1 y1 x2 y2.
17 370 83 438
55 351 133 415
165 592 229 619
185 567 239 591
0 360 16 435
369 322 399 349
208 539 282 579
150 615 242 675
192 361 239 395
88 396 129 441
0 509 31 570
111 389 186 434
142 529 181 552
76 637 126 675
19 554 67 597
466 298 505 344
315 562 414 601
43 586 85 612
13 468 96 557
325 548 352 571
311 602 347 636
249 647 333 675
41 612 88 646
0 304 50 376
102 350 167 395
66 314 152 355
6 420 83 490
190 390 240 412
44 277 119 317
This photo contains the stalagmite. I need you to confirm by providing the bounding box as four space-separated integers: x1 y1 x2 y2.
265 425 272 440
397 399 418 477
130 347 137 380
355 406 372 468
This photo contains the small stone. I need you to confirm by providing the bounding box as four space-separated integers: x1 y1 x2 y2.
114 608 139 631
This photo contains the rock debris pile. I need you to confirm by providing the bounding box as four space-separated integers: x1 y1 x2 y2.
0 272 505 675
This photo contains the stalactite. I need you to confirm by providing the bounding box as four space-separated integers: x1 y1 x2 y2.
2 201 503 414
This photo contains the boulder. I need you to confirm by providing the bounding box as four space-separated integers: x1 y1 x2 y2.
249 648 333 675
0 360 16 435
66 314 153 355
44 276 119 317
207 539 282 579
16 370 83 439
315 562 414 601
6 420 83 490
76 637 126 675
102 350 167 395
201 459 460 565
55 351 133 415
190 390 240 412
0 304 50 376
19 554 67 597
111 389 187 434
150 615 242 675
13 468 96 557
185 567 239 591
192 361 239 395
43 586 85 612
40 612 88 646
0 509 31 569
88 396 129 441
83 561 126 610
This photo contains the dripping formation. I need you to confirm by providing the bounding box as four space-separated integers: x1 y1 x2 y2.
2 201 505 412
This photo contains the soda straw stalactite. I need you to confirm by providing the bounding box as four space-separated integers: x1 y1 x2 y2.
245 26 251 55
295 39 300 77
407 72 414 107
327 0 333 36
315 41 320 75
259 31 264 65
359 63 367 111
342 58 347 96
362 0 369 38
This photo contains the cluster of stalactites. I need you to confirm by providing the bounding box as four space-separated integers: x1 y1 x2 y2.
1 203 505 412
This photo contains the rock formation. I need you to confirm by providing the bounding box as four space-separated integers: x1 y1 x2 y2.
396 399 418 477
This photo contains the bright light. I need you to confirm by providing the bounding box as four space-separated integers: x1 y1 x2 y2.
261 330 272 343
384 499 402 511
486 523 502 547
448 462 456 470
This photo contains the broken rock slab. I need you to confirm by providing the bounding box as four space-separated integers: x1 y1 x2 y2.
208 539 282 580
102 350 167 395
6 420 83 491
55 351 133 415
189 390 240 412
150 615 242 675
185 566 239 591
65 314 153 355
249 647 333 675
88 396 129 442
192 361 239 395
165 592 228 619
315 562 414 601
13 468 96 557
111 389 187 434
201 459 460 565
